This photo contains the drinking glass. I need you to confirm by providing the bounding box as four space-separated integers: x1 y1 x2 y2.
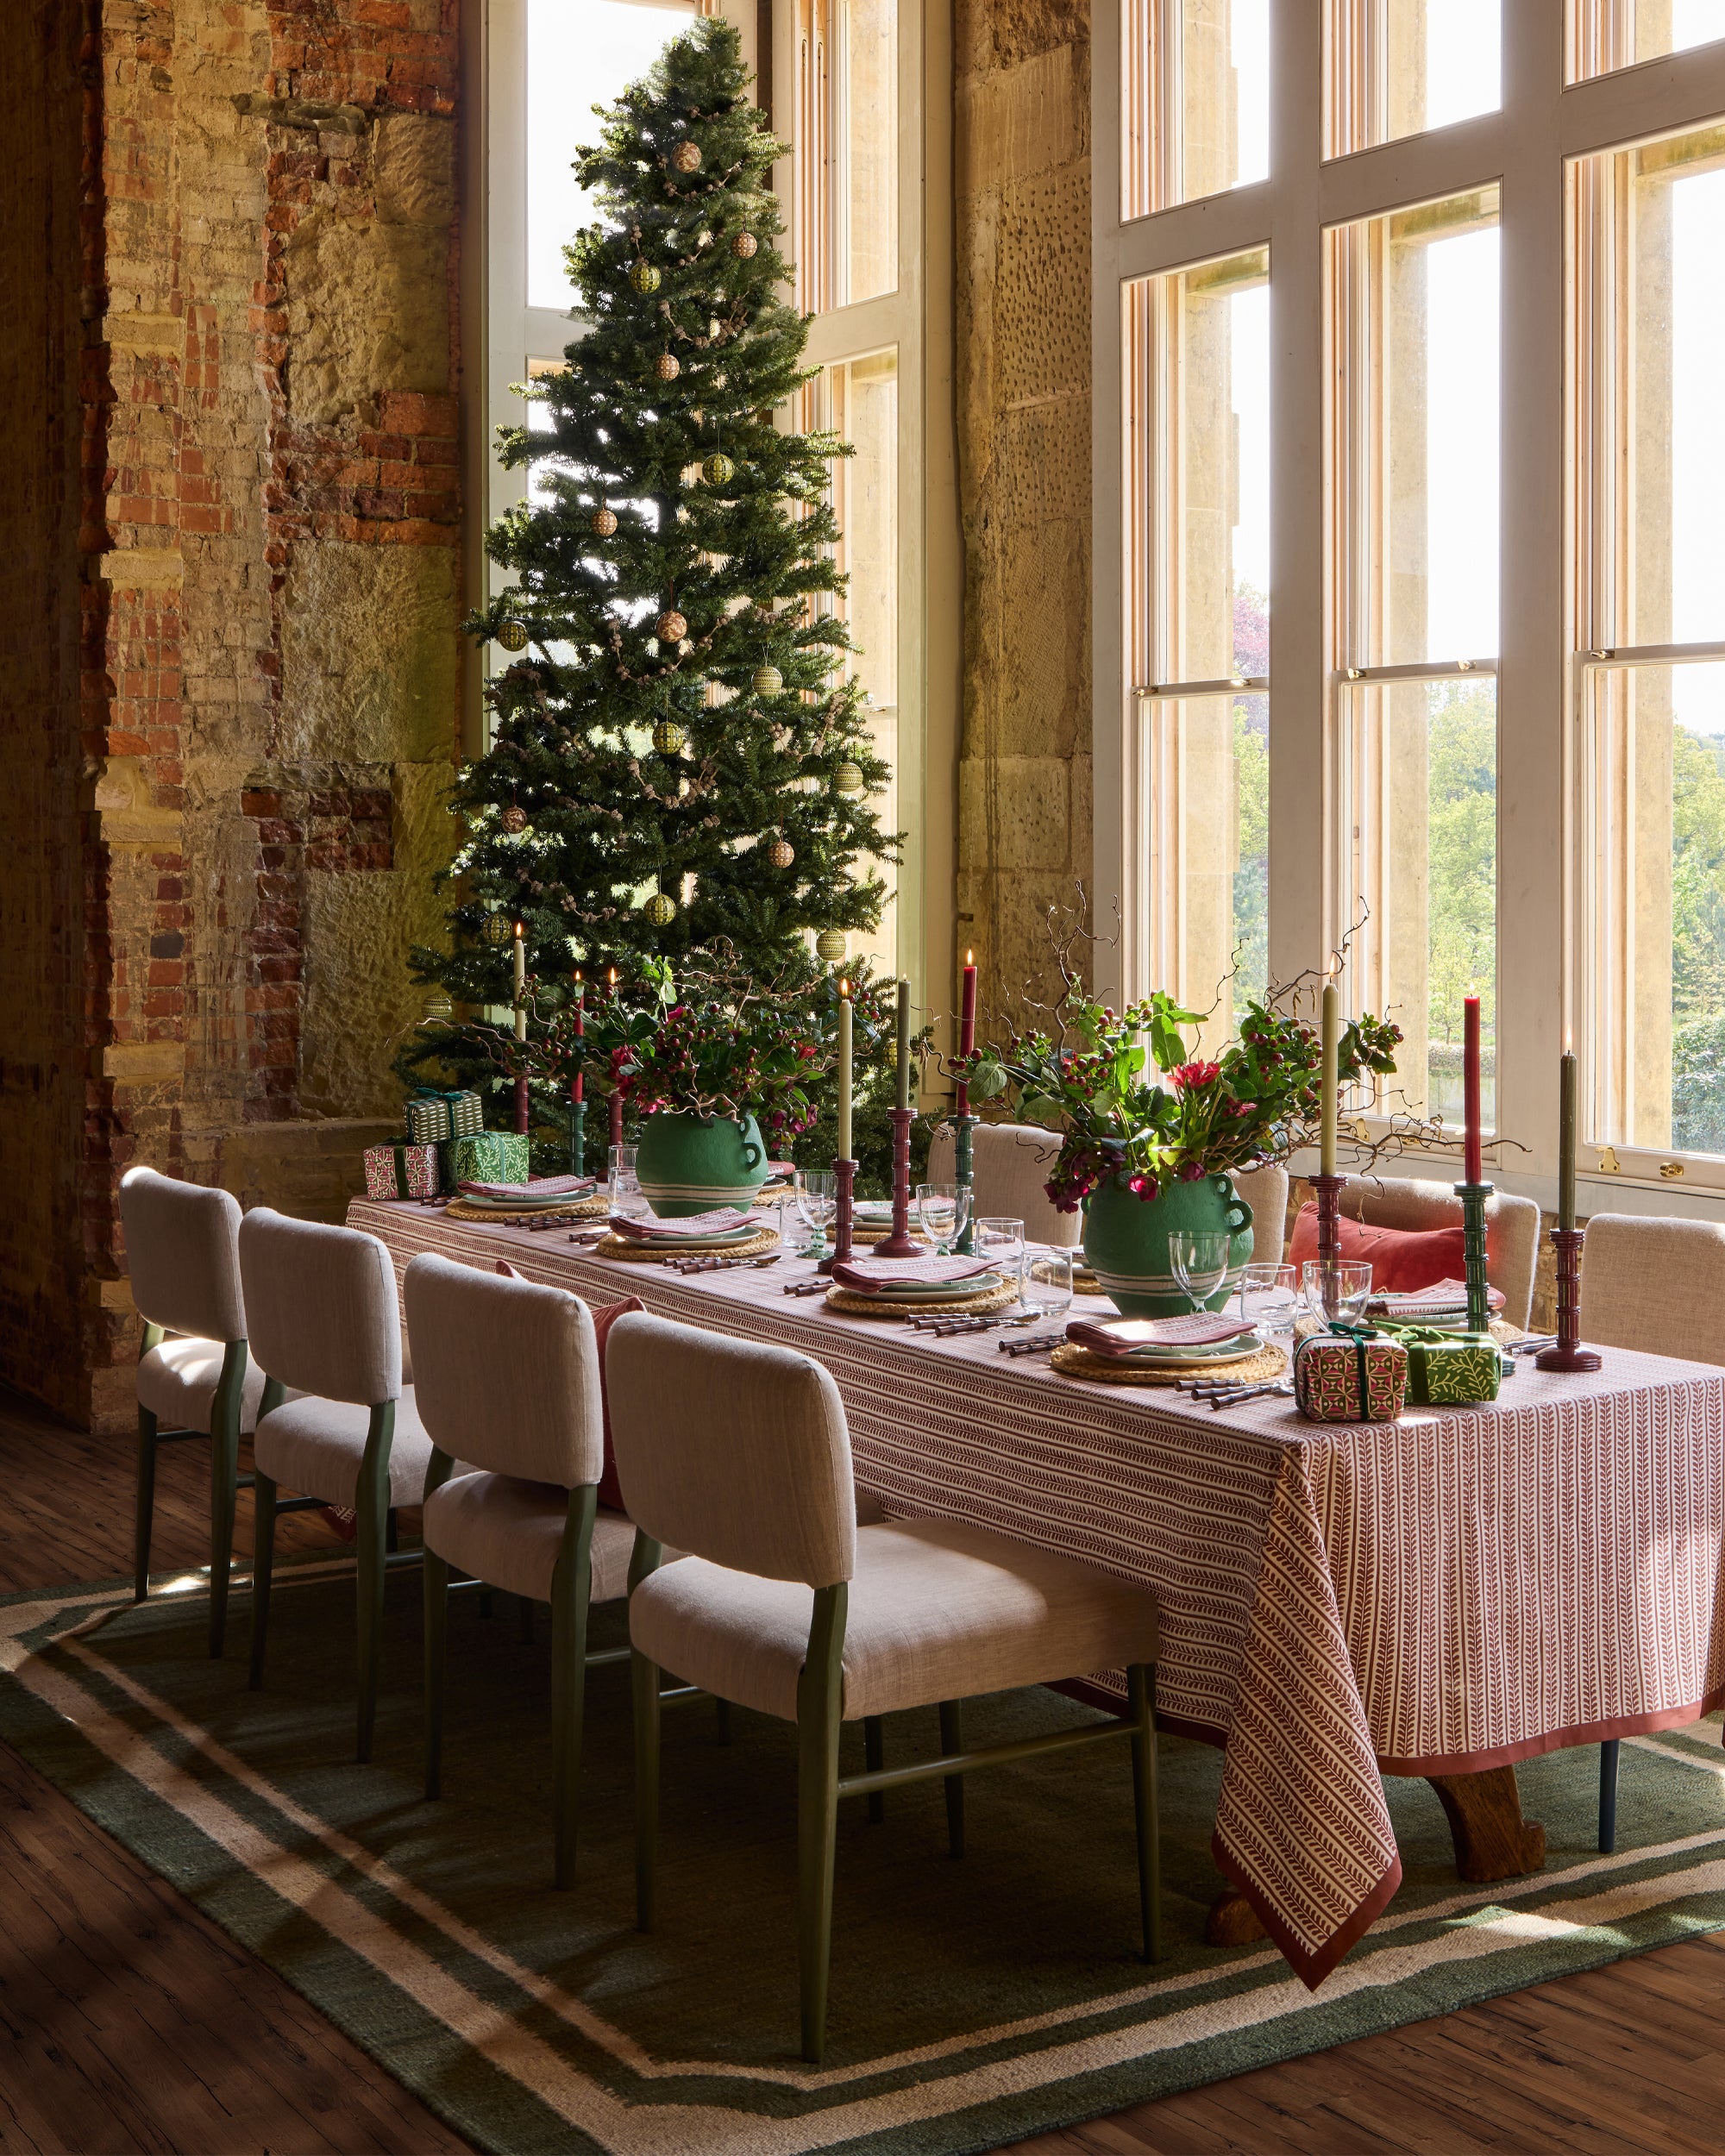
797 1170 837 1259
1023 1244 1075 1318
975 1216 1026 1297
777 1188 815 1257
1238 1260 1298 1338
1302 1259 1373 1325
608 1144 637 1178
916 1181 969 1255
609 1169 649 1222
1169 1229 1233 1314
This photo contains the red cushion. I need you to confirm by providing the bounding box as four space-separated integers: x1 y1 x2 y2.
1287 1203 1484 1293
592 1295 645 1512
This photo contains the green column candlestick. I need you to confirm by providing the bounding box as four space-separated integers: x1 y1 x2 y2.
1454 1180 1493 1336
953 1112 978 1257
568 1099 586 1177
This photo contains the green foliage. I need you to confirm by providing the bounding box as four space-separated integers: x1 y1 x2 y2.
396 16 900 1162
1425 686 1497 1053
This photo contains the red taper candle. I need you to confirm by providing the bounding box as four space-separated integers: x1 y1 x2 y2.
571 974 584 1105
957 949 977 1114
1463 994 1482 1184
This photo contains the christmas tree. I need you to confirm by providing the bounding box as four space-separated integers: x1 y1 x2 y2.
399 16 897 1122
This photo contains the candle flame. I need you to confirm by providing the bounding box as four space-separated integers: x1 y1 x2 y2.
607 967 617 986
965 949 973 967
838 978 850 999
573 969 582 984
512 919 524 939
1565 1027 1573 1056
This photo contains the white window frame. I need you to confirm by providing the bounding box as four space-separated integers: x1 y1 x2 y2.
1092 0 1725 1219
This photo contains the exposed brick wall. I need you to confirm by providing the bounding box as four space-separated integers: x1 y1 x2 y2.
2 1 462 1432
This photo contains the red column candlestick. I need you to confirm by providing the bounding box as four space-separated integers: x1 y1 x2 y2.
1308 1172 1346 1264
818 1158 857 1275
874 1107 921 1258
513 1076 530 1135
957 950 977 1115
1463 994 1483 1185
1536 1226 1602 1372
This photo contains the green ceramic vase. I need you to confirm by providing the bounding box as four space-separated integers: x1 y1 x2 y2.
636 1112 769 1218
1082 1171 1254 1319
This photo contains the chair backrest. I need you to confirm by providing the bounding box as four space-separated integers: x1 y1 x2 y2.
237 1208 402 1407
925 1121 1080 1247
605 1311 856 1586
1231 1162 1289 1264
404 1254 602 1485
118 1167 246 1342
1580 1213 1725 1363
1345 1175 1541 1330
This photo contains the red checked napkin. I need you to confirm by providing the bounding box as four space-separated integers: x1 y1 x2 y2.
1064 1313 1252 1358
830 1254 1000 1294
608 1207 756 1241
458 1174 597 1200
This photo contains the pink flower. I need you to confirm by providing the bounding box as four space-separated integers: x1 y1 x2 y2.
1177 1159 1208 1181
1169 1060 1221 1091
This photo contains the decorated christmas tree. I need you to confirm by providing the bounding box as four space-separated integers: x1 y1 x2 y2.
399 16 898 1130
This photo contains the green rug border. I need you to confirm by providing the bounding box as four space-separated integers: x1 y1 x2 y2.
3 1568 1725 2156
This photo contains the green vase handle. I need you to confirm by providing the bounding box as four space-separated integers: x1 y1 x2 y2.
740 1132 763 1170
1213 1173 1253 1236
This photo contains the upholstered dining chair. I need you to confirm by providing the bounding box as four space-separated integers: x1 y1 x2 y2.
1230 1162 1290 1265
119 1166 270 1658
238 1207 446 1762
1578 1213 1725 1365
404 1253 641 1888
1297 1175 1542 1329
925 1121 1080 1246
607 1312 1162 2065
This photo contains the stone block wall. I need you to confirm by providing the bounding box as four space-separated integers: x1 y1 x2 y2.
1 1 462 1432
953 0 1093 1018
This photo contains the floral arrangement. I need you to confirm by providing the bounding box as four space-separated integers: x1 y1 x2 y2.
957 984 1402 1212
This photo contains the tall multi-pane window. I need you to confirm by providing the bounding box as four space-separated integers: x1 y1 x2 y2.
1100 1 1725 1213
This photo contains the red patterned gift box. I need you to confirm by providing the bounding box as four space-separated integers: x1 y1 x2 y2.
363 1143 440 1201
1292 1330 1408 1423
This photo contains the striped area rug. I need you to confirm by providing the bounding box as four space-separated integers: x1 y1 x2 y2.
4 1561 1725 2156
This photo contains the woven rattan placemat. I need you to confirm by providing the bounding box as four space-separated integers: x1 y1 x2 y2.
596 1225 780 1263
825 1279 1020 1319
1048 1339 1287 1386
443 1195 607 1224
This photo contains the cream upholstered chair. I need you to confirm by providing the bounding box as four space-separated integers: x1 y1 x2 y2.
1579 1214 1725 1364
608 1313 1161 2065
1304 1175 1542 1329
405 1254 641 1888
1230 1162 1289 1264
925 1121 1080 1247
239 1208 445 1761
120 1167 271 1657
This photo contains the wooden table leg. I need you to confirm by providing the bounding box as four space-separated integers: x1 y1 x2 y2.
1426 1764 1546 1881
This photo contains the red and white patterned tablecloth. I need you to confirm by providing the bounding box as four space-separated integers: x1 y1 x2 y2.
350 1200 1725 1988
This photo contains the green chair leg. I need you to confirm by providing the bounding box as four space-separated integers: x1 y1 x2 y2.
631 1645 662 1929
863 1714 885 1823
1128 1663 1162 1962
134 1408 158 1604
938 1700 965 1858
423 1545 449 1799
248 1472 278 1689
353 1404 394 1764
550 1486 596 1890
797 1583 847 2066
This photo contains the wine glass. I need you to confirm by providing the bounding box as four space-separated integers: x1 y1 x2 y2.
1239 1260 1298 1339
797 1170 837 1259
975 1216 1026 1297
1169 1229 1233 1315
916 1181 968 1255
1302 1260 1373 1326
1023 1244 1075 1319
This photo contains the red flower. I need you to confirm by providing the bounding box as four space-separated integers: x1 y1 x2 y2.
1169 1060 1221 1091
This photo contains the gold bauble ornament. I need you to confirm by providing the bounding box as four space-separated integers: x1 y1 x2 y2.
732 229 758 260
655 351 681 381
815 929 846 962
671 140 702 172
496 618 530 652
656 609 687 644
481 911 513 949
752 663 783 695
643 892 677 926
423 988 455 1023
765 837 794 868
629 260 662 294
702 452 735 486
833 761 865 795
501 805 527 833
651 718 686 755
590 505 618 537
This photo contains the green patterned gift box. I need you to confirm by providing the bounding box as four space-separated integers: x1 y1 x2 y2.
442 1131 530 1188
405 1088 485 1146
1382 1325 1504 1407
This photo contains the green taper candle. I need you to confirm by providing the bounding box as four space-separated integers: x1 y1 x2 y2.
1559 1043 1577 1232
895 977 912 1111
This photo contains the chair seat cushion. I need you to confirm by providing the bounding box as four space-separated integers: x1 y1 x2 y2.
423 1472 637 1605
629 1518 1158 1723
138 1337 273 1436
254 1387 451 1510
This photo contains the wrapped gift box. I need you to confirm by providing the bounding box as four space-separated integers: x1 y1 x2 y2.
405 1089 485 1146
363 1143 440 1201
443 1131 530 1188
1293 1331 1408 1424
1389 1328 1503 1407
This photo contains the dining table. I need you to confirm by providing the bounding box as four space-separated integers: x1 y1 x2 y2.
349 1196 1725 1990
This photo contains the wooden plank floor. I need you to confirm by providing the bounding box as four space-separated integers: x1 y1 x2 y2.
4 1389 1725 2155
